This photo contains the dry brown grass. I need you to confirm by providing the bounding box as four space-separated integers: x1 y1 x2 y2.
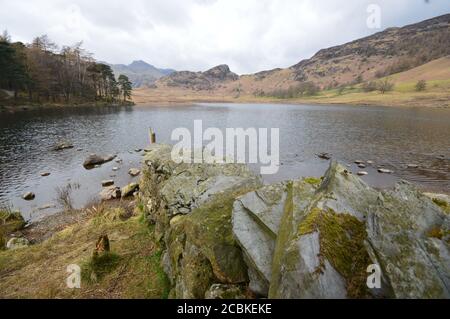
0 203 170 299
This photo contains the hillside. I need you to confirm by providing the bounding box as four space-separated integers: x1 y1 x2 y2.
137 14 450 107
157 64 238 90
236 13 450 95
110 60 175 88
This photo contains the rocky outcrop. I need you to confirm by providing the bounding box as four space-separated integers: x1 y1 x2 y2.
159 65 238 90
140 144 261 298
139 145 449 299
232 162 450 299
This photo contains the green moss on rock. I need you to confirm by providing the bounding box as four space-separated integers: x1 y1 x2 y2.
297 207 371 298
432 198 450 214
304 177 322 186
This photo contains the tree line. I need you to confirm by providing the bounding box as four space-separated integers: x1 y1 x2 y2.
0 31 132 105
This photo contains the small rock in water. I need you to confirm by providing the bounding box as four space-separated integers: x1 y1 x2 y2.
40 172 50 177
135 149 142 152
367 160 374 165
6 237 29 250
53 141 74 151
115 158 122 163
317 153 331 160
102 180 114 187
39 203 56 210
378 168 393 174
128 168 141 177
407 164 419 168
358 163 366 168
354 160 364 165
22 192 35 200
83 154 116 169
112 167 119 171
357 171 368 176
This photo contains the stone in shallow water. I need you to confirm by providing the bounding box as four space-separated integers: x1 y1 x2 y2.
22 192 35 200
83 154 116 168
101 180 114 187
128 168 141 177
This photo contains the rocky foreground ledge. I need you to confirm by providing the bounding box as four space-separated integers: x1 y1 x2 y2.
141 144 449 299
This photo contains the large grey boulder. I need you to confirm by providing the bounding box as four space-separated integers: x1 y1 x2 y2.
232 182 288 296
366 181 450 298
232 161 450 299
140 144 261 298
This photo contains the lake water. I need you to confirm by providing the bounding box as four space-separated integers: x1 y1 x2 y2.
0 103 449 221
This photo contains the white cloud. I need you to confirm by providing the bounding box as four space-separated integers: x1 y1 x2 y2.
0 0 448 74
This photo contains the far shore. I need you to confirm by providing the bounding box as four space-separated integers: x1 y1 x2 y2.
131 88 450 109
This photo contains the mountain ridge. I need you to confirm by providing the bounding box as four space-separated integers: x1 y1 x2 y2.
109 60 175 88
152 13 450 95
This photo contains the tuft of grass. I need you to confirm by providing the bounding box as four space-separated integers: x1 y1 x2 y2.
81 252 121 284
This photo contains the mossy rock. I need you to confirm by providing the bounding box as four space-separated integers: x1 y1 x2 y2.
297 207 371 298
0 211 25 236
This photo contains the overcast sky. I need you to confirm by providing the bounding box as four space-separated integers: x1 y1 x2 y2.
0 0 448 74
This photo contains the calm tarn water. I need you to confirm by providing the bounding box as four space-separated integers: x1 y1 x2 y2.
0 103 449 221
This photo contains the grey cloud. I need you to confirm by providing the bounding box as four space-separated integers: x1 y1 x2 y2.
0 0 448 74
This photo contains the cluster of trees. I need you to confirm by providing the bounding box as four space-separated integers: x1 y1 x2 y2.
362 78 395 94
256 82 320 99
0 31 132 104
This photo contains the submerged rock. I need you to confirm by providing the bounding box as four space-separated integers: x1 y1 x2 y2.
53 141 74 151
40 172 50 177
83 154 116 168
378 168 393 174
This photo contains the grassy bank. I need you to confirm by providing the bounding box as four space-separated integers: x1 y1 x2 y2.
0 202 169 298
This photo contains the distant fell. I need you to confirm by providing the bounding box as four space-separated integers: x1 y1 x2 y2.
110 60 175 88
